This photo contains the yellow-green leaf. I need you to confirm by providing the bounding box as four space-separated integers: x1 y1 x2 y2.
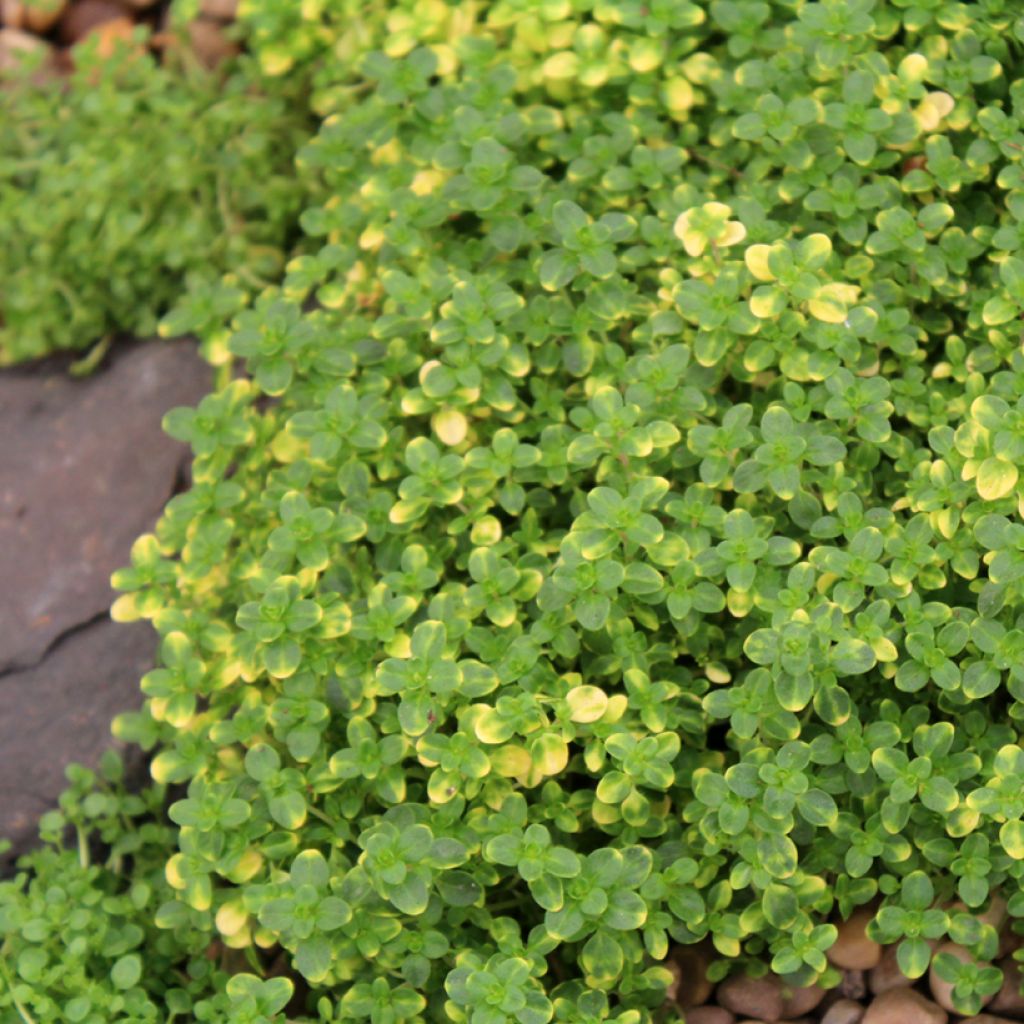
566 685 609 723
976 457 1019 501
745 243 776 281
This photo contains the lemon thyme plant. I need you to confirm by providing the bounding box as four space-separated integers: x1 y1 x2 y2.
9 0 1024 1021
0 755 262 1022
0 34 310 366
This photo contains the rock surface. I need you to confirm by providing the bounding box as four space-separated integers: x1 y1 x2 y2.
686 1008 735 1024
58 0 129 44
200 0 237 18
820 999 865 1024
1 0 66 34
869 944 919 996
838 971 868 1001
657 934 1021 1024
0 617 155 859
0 340 208 672
0 339 209 856
185 16 238 67
989 959 1024 1018
667 943 714 1009
718 976 784 1022
829 909 883 971
0 24 52 75
861 989 947 1024
781 986 826 1020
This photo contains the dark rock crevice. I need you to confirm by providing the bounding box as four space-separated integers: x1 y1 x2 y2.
0 608 110 679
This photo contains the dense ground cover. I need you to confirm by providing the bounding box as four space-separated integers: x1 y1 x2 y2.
6 1 1024 1022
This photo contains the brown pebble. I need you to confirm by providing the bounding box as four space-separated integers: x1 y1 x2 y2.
58 0 127 44
839 970 868 1001
821 999 865 1024
120 0 157 7
829 908 883 970
1000 930 1022 961
817 989 843 1017
962 1016 1022 1024
0 25 53 75
667 944 715 1009
984 896 1009 935
86 16 135 58
200 0 236 18
863 988 947 1024
869 944 919 995
930 942 994 1014
185 17 237 67
686 1008 735 1024
718 976 785 1023
780 985 825 1019
2 0 66 33
989 958 1024 1018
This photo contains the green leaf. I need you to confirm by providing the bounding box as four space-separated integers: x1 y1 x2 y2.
390 874 430 915
110 955 142 991
758 833 798 879
763 884 799 928
553 200 589 239
576 594 611 631
295 936 332 983
902 871 934 912
580 929 625 984
291 849 329 889
897 937 932 979
976 457 1019 501
797 789 839 827
1000 820 1024 859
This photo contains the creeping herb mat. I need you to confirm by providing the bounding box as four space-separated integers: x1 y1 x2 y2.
8 1 1024 1021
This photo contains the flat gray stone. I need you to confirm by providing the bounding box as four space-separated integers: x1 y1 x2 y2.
0 339 210 855
0 340 210 672
0 617 155 856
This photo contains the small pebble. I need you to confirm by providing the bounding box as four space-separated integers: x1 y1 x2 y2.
686 1008 735 1024
667 944 714 1009
87 16 135 58
186 17 238 68
780 985 825 1020
821 999 865 1024
989 958 1024 1018
862 988 947 1024
1 0 66 34
1000 930 1022 961
58 0 127 44
0 25 53 75
829 908 883 971
869 944 919 995
839 970 867 1001
718 976 785 1023
200 0 237 19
